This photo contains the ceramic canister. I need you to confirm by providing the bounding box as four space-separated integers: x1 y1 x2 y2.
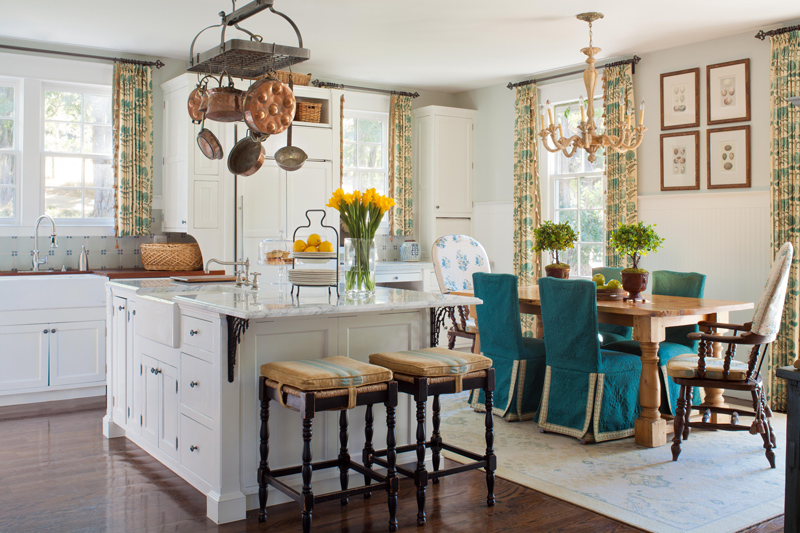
400 239 420 262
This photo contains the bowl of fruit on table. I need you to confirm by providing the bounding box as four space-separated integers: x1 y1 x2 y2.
292 233 337 263
592 273 626 301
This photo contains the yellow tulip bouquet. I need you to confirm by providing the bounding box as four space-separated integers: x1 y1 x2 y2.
326 188 395 295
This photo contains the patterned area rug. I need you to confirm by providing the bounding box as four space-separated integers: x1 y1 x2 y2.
440 394 785 533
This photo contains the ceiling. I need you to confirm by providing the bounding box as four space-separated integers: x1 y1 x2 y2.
1 1 798 92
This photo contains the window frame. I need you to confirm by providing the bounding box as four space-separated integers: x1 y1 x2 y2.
0 76 22 224
40 82 114 225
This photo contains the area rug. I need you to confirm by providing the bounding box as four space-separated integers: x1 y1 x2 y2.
439 394 785 533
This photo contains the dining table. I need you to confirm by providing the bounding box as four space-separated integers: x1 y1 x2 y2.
451 285 754 448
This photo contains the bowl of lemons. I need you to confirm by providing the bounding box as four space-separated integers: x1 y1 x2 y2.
292 233 337 263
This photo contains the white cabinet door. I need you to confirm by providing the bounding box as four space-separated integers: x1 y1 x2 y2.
239 160 285 264
433 115 473 217
159 362 179 460
163 83 189 232
141 354 159 445
0 324 49 392
192 180 220 230
126 301 137 426
112 297 127 422
285 161 337 237
49 321 106 387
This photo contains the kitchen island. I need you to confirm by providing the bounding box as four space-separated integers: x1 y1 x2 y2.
102 279 479 524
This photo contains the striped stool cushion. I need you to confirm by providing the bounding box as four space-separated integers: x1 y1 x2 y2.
261 356 392 390
369 348 491 378
666 354 750 381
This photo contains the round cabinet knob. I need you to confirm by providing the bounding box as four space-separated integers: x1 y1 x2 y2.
50 329 56 333
436 205 440 209
132 310 136 316
150 368 162 375
181 220 187 225
394 276 399 280
43 329 49 334
118 306 124 310
190 381 199 388
189 445 199 452
189 329 199 336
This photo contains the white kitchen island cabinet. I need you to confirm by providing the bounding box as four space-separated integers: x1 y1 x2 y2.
103 280 479 524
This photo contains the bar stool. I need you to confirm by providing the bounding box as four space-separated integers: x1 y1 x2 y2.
367 348 495 526
257 356 400 532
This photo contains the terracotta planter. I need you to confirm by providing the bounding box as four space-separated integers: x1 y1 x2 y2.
621 271 649 303
544 265 570 279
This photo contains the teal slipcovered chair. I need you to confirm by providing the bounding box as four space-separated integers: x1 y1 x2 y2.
603 270 706 415
470 273 547 422
591 267 632 346
538 277 641 442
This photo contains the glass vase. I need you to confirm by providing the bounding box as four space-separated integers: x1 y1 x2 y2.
344 238 377 297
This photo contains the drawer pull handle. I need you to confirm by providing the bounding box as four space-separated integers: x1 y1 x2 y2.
190 381 199 388
189 445 199 452
189 329 199 336
150 368 162 375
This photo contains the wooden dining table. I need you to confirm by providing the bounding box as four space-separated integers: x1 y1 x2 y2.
451 285 754 448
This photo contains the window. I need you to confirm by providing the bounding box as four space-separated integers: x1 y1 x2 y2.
342 110 389 199
548 99 605 278
0 78 20 220
43 85 113 220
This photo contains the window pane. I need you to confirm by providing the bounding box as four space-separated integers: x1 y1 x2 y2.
84 94 111 124
343 142 356 167
559 247 577 270
46 188 82 218
343 118 356 141
588 146 605 172
85 188 114 218
45 91 82 121
0 119 12 149
358 119 382 143
556 179 577 209
362 172 387 196
341 171 358 193
0 87 13 117
358 144 382 169
45 121 81 152
580 209 604 243
0 154 14 186
86 159 114 187
579 176 603 209
45 156 82 187
554 209 577 233
0 186 12 217
83 125 112 154
579 244 603 277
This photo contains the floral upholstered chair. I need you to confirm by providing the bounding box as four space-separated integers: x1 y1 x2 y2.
432 235 491 350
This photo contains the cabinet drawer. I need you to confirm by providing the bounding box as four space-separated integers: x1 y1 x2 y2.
376 271 422 284
182 315 213 353
180 415 215 485
180 353 214 419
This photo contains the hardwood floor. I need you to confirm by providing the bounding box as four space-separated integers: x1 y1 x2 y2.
0 408 784 532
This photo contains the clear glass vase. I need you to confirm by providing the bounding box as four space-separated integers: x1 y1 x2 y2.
344 238 377 297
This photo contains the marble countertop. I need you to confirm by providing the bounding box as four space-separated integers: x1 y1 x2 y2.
108 279 479 319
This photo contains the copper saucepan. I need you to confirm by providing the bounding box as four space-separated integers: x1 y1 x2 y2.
205 71 244 123
187 86 206 125
242 73 296 135
197 118 223 160
227 131 268 176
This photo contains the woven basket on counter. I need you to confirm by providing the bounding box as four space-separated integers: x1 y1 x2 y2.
296 101 323 123
140 243 203 271
275 71 311 86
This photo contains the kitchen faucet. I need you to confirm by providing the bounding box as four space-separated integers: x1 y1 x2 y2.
205 258 260 289
32 215 58 271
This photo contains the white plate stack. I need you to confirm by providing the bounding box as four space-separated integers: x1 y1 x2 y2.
288 269 338 286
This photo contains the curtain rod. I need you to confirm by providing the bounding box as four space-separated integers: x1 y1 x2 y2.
507 55 641 90
311 79 419 98
755 24 800 40
0 43 165 68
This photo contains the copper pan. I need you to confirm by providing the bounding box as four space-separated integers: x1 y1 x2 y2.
242 74 295 135
205 71 244 123
187 87 205 124
227 132 268 176
197 118 223 160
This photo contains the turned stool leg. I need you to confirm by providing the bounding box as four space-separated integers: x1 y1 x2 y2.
672 385 686 461
362 404 374 499
415 397 428 526
338 410 350 505
386 404 399 532
431 394 442 485
683 385 693 440
258 393 270 522
301 417 314 533
484 388 495 507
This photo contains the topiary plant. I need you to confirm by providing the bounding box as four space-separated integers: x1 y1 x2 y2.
609 221 665 273
532 220 579 268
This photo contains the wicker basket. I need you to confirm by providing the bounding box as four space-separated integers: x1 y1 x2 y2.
140 243 203 271
296 101 322 123
275 71 311 86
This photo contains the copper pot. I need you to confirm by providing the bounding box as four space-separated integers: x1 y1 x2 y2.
197 119 223 160
242 75 295 135
227 132 267 176
205 72 244 123
187 87 206 124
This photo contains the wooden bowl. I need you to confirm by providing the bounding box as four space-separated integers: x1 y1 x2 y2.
596 288 627 301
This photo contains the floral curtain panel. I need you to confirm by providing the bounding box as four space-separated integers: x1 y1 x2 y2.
389 94 413 237
766 30 800 411
602 64 638 267
113 63 153 237
513 84 542 336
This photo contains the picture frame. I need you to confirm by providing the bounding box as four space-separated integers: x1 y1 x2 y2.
707 58 750 125
660 68 700 131
707 125 750 189
660 131 700 191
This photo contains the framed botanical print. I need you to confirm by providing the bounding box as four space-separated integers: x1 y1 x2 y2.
660 68 700 130
660 131 700 191
707 59 750 125
707 125 750 189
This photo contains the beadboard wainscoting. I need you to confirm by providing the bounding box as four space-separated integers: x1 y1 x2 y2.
473 201 514 274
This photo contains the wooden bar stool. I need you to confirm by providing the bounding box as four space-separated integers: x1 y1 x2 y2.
367 348 495 526
257 356 400 532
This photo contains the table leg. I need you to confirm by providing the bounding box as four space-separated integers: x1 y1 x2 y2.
469 305 481 354
700 312 730 423
634 318 667 447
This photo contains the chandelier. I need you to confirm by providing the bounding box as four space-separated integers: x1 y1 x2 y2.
539 12 645 162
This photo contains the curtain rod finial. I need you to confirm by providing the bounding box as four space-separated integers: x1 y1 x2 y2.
154 60 165 69
755 30 767 40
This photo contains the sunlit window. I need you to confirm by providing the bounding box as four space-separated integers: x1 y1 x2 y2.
0 78 20 221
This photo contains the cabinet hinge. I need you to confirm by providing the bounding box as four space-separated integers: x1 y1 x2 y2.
176 436 179 449
112 396 115 407
176 381 179 393
128 311 130 321
140 364 143 375
140 415 143 426
128 406 130 418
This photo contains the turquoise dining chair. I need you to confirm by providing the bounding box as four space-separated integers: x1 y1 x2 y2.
592 266 633 346
603 270 706 415
537 277 641 442
470 272 547 422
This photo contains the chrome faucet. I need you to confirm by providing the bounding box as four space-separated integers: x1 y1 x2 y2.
32 215 58 271
205 258 259 289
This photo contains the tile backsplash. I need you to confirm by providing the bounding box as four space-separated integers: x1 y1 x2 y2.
375 234 408 262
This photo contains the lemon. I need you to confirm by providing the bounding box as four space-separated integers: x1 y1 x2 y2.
307 233 322 247
293 239 307 252
304 245 319 252
318 241 334 253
